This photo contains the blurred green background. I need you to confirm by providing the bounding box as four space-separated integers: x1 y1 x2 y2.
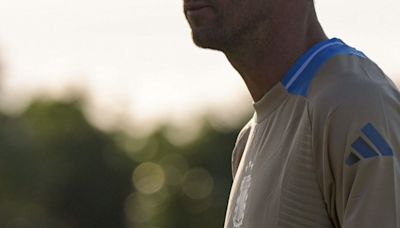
0 1 398 226
0 90 251 228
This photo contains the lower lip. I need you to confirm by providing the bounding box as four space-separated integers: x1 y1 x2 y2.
186 6 216 27
186 6 213 18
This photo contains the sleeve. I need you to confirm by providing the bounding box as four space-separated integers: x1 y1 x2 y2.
311 77 400 227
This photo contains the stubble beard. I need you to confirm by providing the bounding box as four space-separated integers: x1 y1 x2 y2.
191 17 234 52
191 5 271 53
190 3 247 52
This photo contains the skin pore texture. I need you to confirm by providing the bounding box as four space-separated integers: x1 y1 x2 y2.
184 0 328 102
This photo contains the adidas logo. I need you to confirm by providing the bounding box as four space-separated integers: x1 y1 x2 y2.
346 123 394 166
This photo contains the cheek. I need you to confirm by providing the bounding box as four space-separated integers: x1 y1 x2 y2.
225 6 249 28
215 0 254 30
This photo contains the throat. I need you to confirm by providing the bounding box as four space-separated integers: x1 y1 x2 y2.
224 39 296 102
223 26 327 102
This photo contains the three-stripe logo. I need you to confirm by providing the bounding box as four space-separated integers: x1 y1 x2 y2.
346 123 394 166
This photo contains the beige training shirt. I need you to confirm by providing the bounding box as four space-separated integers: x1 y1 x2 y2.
224 38 400 228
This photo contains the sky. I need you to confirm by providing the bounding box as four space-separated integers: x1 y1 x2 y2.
0 0 399 133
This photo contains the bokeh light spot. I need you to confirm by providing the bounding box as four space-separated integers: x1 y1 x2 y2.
133 162 165 194
159 153 189 186
115 135 159 162
182 168 214 200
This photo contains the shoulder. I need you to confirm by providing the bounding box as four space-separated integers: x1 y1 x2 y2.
307 55 400 120
307 55 400 181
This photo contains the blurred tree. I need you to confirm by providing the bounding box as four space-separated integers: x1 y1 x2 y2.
0 96 249 228
0 99 135 228
122 120 241 228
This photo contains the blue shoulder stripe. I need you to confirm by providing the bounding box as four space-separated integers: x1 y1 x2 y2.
281 38 366 96
362 123 394 156
352 138 380 158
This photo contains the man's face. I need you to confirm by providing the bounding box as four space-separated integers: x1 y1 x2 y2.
184 0 275 51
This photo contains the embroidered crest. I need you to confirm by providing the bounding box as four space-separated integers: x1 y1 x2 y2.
233 161 253 228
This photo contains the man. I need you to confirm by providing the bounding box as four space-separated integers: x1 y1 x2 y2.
184 0 400 227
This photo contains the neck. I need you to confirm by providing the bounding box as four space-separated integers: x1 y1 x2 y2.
223 3 327 102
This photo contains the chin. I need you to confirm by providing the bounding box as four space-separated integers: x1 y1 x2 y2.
192 32 221 50
191 29 227 51
193 37 222 51
192 24 239 52
192 33 221 51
